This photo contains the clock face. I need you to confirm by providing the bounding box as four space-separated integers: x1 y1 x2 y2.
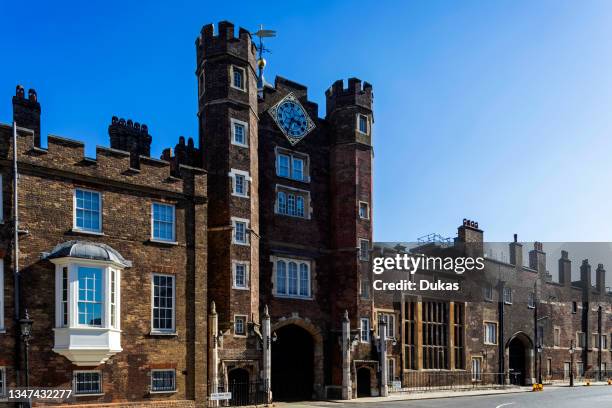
268 93 315 145
276 100 309 138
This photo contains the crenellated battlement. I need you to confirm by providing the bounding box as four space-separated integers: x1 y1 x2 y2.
108 116 152 168
0 122 205 197
325 78 373 116
196 21 257 64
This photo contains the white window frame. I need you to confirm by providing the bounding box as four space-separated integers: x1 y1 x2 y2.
73 188 102 234
0 261 4 332
272 257 312 299
151 202 176 243
230 65 246 91
359 201 370 220
360 279 370 299
484 321 498 345
232 261 249 290
0 366 5 397
234 314 247 337
356 113 370 135
554 327 561 347
151 274 176 335
360 317 370 343
229 169 251 198
231 217 250 246
150 369 177 393
275 148 310 182
378 313 395 339
483 284 493 301
73 370 103 396
471 357 483 381
230 118 249 148
359 239 370 261
528 292 535 309
275 185 311 219
503 287 513 305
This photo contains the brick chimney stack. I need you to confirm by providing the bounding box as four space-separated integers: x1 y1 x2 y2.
13 85 41 147
108 116 152 168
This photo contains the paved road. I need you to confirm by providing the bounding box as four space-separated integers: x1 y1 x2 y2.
276 386 611 408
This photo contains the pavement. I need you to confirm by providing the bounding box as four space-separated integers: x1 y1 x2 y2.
273 383 612 407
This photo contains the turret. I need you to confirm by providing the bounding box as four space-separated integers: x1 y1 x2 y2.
327 77 374 324
325 78 373 146
13 85 41 146
196 21 260 337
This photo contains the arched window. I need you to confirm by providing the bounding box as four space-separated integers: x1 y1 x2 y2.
299 263 309 297
276 261 287 295
278 191 287 214
296 196 305 218
288 262 298 295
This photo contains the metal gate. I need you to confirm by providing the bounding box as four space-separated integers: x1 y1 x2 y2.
208 380 269 407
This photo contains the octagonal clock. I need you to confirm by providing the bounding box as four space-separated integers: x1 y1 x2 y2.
268 93 315 145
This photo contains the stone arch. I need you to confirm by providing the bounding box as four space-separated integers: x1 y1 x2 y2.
272 316 324 399
505 331 534 385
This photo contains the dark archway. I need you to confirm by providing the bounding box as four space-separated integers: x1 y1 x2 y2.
508 337 527 385
357 367 371 397
272 324 314 401
228 368 250 406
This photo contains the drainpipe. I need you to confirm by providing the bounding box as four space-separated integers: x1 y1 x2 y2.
341 310 352 400
498 280 505 384
262 305 272 403
12 121 22 383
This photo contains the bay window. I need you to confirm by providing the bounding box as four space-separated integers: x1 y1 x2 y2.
46 241 130 366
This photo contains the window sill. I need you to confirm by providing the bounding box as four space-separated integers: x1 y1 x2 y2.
149 331 178 337
148 239 179 246
275 212 310 220
0 328 5 334
231 193 250 199
232 241 250 247
274 294 313 301
232 286 250 291
149 390 178 395
75 393 105 397
230 85 247 92
231 141 249 149
71 229 105 236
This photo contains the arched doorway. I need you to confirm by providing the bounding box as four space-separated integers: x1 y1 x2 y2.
272 324 314 401
507 332 532 385
228 368 250 406
357 367 371 397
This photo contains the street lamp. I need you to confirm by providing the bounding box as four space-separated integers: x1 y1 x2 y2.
19 310 33 386
569 340 575 387
19 309 33 408
537 345 543 385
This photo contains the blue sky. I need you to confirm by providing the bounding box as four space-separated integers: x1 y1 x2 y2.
2 1 612 242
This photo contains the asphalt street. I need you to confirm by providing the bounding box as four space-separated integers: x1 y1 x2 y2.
275 386 611 408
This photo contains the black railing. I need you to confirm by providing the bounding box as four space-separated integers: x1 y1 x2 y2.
208 380 269 407
391 372 512 393
544 369 612 384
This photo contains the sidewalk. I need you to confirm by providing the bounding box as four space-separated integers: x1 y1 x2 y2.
274 386 531 407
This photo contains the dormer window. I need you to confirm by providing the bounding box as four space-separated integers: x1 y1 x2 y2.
231 66 246 91
44 241 131 366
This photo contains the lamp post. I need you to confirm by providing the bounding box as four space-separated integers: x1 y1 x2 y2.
19 309 33 408
537 345 543 385
569 340 575 387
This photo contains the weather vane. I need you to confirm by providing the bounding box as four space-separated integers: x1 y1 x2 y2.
253 24 276 95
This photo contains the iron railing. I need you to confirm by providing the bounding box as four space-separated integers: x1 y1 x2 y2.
207 379 269 407
543 369 612 384
391 372 513 393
